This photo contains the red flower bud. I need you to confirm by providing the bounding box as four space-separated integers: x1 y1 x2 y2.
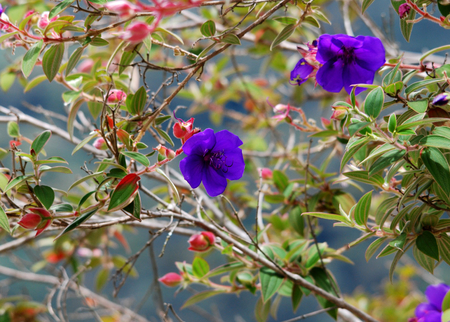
93 138 108 150
173 117 195 139
188 231 215 252
158 272 183 287
330 105 348 120
107 90 127 105
18 208 52 237
18 213 41 229
259 168 273 180
153 144 176 159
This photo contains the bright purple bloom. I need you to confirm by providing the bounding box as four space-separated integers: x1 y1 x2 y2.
291 58 314 85
399 3 411 19
432 93 450 106
315 34 385 95
0 5 3 15
180 129 245 197
414 283 450 322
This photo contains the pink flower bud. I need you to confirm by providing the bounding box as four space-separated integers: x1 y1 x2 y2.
18 213 41 229
159 272 183 287
93 138 108 150
104 0 139 19
188 231 215 252
153 144 176 159
321 117 331 128
259 168 273 180
78 59 94 73
398 3 411 19
107 89 127 105
330 106 348 120
121 22 152 44
18 208 52 237
37 11 58 29
173 117 194 138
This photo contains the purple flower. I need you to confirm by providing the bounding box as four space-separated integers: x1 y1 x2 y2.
0 5 3 15
399 3 411 19
180 129 245 197
432 93 450 106
290 58 314 85
414 283 450 322
315 34 385 95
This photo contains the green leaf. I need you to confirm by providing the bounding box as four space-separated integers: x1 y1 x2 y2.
192 257 210 278
364 86 384 118
55 208 98 239
0 31 19 44
413 244 435 274
288 206 305 237
204 262 245 278
420 135 450 150
220 33 241 45
62 90 81 104
422 147 450 196
119 43 141 75
51 203 73 212
31 130 51 155
438 233 450 266
305 243 327 269
4 175 32 193
343 171 385 187
443 309 450 322
369 149 405 176
389 248 406 283
389 233 407 251
270 24 296 51
39 166 72 175
361 0 376 13
22 40 43 78
303 212 352 225
90 37 109 47
95 268 109 291
341 137 371 172
365 237 387 261
0 71 15 92
291 284 303 312
34 185 55 210
259 267 284 303
154 27 184 45
354 191 372 226
407 99 428 113
405 79 443 95
121 151 150 167
49 0 75 18
7 121 20 138
108 173 141 212
272 16 298 24
200 20 216 37
67 99 84 140
388 114 397 134
129 86 147 115
272 170 289 191
66 47 84 76
442 289 450 312
348 121 371 136
68 172 104 191
0 206 11 234
24 75 47 92
182 290 225 309
303 16 320 28
416 231 440 261
123 192 141 220
72 132 98 155
155 128 174 147
310 267 338 319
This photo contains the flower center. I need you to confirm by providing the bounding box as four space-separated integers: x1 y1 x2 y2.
340 46 356 65
204 150 233 173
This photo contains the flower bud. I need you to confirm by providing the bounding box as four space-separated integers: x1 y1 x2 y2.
104 0 139 19
188 231 215 252
330 105 348 120
121 21 152 43
78 59 94 73
173 117 195 139
37 11 58 29
432 93 450 106
107 89 127 105
18 213 41 229
93 138 108 150
159 272 183 287
18 208 52 237
398 3 411 19
154 144 176 159
321 117 331 129
259 168 273 180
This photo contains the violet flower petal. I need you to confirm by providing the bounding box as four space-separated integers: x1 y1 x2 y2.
180 154 204 189
202 166 228 196
425 284 450 311
182 128 215 156
316 58 345 93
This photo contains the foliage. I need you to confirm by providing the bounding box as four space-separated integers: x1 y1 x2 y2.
0 0 450 321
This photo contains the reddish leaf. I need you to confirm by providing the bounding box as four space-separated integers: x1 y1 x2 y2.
108 173 140 212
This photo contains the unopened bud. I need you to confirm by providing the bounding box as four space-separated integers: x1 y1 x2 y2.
159 272 183 287
188 231 215 252
154 144 176 159
259 168 273 180
398 3 411 19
